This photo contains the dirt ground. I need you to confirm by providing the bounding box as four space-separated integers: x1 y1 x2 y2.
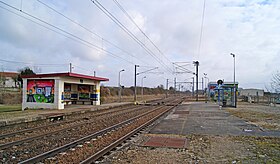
103 102 280 164
105 134 280 164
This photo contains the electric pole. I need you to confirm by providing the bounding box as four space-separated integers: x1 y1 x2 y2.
174 77 176 93
202 77 204 95
166 79 169 98
69 63 72 73
193 61 199 101
192 77 194 98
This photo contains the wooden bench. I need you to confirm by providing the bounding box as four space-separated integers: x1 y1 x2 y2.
72 99 94 105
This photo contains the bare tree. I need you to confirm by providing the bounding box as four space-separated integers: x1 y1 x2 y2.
271 71 280 93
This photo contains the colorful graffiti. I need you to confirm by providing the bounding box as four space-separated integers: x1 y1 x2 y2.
27 80 55 103
78 85 90 99
208 83 238 106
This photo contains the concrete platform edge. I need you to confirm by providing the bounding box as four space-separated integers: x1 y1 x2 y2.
0 102 134 127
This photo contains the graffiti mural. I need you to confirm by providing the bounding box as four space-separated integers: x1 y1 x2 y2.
27 79 55 103
208 82 238 107
78 85 90 99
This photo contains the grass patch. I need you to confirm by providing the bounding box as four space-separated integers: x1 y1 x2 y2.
0 105 22 112
233 136 280 163
227 109 280 130
253 137 280 163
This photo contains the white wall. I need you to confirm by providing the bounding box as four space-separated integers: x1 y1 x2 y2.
22 77 60 110
240 89 264 97
1 77 18 88
22 76 101 110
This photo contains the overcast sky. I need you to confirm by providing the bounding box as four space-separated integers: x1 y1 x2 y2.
0 0 279 91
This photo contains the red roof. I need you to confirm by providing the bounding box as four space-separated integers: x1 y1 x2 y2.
22 72 109 81
0 72 18 77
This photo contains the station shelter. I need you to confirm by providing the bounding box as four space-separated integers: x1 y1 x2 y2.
208 81 238 107
21 72 109 110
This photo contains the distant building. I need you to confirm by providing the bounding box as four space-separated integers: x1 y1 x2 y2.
240 89 264 97
0 72 19 88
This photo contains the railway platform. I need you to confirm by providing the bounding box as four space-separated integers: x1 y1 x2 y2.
148 102 280 138
0 102 133 127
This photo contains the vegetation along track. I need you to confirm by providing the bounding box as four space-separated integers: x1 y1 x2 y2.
20 98 182 163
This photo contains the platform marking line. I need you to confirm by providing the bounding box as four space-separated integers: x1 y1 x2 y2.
179 107 191 134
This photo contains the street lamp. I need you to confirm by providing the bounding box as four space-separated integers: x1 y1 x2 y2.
141 76 146 99
134 65 140 102
203 73 207 86
204 73 209 101
203 73 209 90
118 69 125 102
230 53 236 107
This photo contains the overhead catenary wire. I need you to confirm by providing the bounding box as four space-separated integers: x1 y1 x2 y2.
0 58 68 66
112 0 172 63
0 1 135 65
71 64 96 75
36 0 147 65
197 0 206 59
0 5 90 50
90 0 174 74
0 58 94 75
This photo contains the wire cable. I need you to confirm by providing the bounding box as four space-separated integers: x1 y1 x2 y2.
36 0 147 65
112 0 172 63
91 0 173 73
0 1 135 65
0 58 68 66
197 0 206 59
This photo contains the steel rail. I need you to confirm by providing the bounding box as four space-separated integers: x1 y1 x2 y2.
0 104 139 139
0 105 150 149
18 105 167 164
80 105 177 164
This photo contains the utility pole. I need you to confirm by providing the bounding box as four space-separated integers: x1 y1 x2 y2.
192 77 194 98
69 63 72 73
134 65 139 102
166 79 169 98
174 77 176 93
141 76 146 99
202 77 204 95
193 61 199 101
94 71 96 77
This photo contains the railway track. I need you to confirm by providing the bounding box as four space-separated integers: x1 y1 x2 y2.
0 103 135 135
0 97 183 163
0 105 149 145
0 97 171 135
0 106 155 162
